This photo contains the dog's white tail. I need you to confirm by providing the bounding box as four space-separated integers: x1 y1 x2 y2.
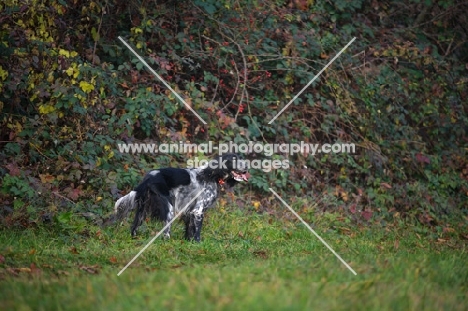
114 191 137 220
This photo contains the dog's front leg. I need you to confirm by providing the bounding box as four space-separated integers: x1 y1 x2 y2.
192 212 204 242
163 204 174 239
185 210 204 242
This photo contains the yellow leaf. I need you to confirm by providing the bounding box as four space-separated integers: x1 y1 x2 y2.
0 66 8 81
253 201 261 210
47 72 54 83
65 67 74 77
79 81 95 93
131 27 143 34
284 73 294 85
7 121 22 132
38 104 56 114
59 49 70 57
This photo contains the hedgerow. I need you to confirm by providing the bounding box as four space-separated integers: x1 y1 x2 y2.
1 0 467 228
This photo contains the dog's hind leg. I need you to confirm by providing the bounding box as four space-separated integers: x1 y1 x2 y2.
131 188 153 237
131 203 146 237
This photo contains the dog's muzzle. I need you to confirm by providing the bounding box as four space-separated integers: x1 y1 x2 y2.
232 170 249 182
231 159 249 181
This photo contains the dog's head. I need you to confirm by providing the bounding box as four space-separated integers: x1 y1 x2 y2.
219 153 249 182
204 153 249 187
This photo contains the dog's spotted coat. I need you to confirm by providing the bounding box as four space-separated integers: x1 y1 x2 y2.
110 154 248 241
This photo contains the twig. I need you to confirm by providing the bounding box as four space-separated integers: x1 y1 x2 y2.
52 191 76 204
216 29 248 120
201 35 241 111
92 0 107 65
410 3 463 29
226 55 241 111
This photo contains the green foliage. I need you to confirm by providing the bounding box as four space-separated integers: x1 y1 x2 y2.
1 174 37 209
0 0 467 226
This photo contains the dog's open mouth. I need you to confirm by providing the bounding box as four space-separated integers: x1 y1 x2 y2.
231 170 250 182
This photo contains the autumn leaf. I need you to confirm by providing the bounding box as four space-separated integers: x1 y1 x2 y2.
80 265 99 274
320 52 329 59
335 186 349 202
253 201 261 210
59 49 71 57
79 81 95 93
6 163 20 176
415 153 430 164
68 187 82 200
64 186 83 200
59 49 78 58
6 268 19 276
443 227 455 233
65 67 74 76
30 263 41 275
39 174 55 183
252 250 268 259
362 210 373 221
380 182 392 189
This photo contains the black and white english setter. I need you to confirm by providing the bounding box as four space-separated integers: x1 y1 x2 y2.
109 154 249 241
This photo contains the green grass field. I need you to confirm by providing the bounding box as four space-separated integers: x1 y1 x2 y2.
1 207 467 310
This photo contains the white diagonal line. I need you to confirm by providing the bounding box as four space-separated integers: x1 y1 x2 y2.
118 36 207 125
269 188 357 275
268 37 356 124
117 189 204 276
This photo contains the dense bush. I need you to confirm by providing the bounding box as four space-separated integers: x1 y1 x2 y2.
1 0 467 228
